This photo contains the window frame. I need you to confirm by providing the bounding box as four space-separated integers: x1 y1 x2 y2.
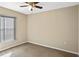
0 15 16 43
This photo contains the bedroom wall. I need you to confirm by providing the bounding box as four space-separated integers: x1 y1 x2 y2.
27 5 78 54
78 6 79 54
0 7 27 51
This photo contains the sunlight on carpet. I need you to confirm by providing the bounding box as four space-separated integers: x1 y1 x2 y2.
0 52 12 57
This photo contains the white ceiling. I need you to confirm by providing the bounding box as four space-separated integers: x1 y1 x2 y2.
0 2 79 15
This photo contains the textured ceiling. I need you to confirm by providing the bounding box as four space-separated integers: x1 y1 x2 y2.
0 2 79 15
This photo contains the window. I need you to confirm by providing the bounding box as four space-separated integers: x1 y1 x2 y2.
0 15 16 42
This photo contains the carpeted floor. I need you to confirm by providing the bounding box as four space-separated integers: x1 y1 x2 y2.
0 42 78 57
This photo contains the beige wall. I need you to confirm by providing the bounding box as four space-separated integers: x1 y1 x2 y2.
0 7 27 51
78 6 79 54
27 6 78 54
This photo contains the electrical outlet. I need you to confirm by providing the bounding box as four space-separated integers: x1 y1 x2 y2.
64 42 67 45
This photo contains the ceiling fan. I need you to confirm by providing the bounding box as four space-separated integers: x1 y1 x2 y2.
20 2 43 11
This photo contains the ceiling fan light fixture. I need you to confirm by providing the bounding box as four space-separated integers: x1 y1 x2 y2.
28 5 32 11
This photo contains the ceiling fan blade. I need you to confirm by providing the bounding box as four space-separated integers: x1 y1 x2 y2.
20 5 28 7
35 6 43 9
34 2 39 4
25 2 29 4
25 2 39 4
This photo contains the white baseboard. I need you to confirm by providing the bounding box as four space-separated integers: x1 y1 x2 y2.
0 41 28 52
27 41 79 55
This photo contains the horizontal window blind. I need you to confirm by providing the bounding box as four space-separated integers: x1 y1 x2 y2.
0 16 16 42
